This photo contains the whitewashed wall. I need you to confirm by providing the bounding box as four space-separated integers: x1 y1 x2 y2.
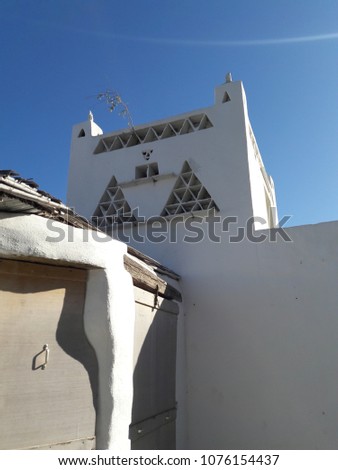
67 80 338 449
141 220 338 449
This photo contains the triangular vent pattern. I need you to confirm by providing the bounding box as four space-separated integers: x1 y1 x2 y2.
161 162 218 216
92 176 137 227
94 113 213 154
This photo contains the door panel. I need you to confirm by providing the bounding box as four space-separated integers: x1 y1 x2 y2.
131 287 178 449
0 260 98 450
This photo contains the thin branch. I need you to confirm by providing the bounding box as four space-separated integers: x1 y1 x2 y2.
97 90 134 130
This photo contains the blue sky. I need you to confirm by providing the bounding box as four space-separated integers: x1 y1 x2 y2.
1 0 338 227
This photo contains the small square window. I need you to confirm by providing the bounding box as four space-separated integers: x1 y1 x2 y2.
135 165 148 179
135 163 159 179
148 163 159 177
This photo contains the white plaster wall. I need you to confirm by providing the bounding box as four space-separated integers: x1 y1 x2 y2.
124 219 338 449
0 213 135 450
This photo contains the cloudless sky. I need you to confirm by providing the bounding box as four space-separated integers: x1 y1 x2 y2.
1 0 338 227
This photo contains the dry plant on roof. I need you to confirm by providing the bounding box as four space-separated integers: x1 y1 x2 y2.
97 90 134 130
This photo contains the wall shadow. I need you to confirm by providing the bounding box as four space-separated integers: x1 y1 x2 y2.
56 286 99 415
131 288 178 450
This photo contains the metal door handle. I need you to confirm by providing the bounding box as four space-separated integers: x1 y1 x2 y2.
42 344 49 370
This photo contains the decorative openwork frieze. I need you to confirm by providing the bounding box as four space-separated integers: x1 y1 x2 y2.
93 113 213 154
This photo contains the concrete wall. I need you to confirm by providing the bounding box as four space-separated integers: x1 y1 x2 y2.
0 213 135 450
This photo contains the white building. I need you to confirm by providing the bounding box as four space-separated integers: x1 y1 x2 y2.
68 76 338 450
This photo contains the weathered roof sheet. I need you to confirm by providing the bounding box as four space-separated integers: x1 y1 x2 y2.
0 171 94 230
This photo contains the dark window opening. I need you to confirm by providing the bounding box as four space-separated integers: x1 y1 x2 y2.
135 163 159 179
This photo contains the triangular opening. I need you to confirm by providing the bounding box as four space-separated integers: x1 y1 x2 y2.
198 187 210 199
100 192 112 204
99 136 113 151
99 202 110 215
102 139 110 152
136 128 148 142
107 188 118 198
114 188 124 201
152 124 165 139
192 202 203 211
143 128 157 143
167 193 179 205
182 161 192 173
222 91 231 103
171 119 185 134
179 120 194 135
109 137 123 151
161 124 176 139
189 114 203 129
119 132 131 146
78 129 86 138
126 133 140 147
172 176 185 190
198 115 213 130
181 189 195 203
94 138 110 154
190 185 202 198
174 188 186 201
105 176 118 191
116 136 126 148
190 174 200 186
180 173 192 186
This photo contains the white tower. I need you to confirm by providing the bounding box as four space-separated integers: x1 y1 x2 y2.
67 78 278 449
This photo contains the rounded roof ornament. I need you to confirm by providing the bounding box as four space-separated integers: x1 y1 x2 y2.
225 72 232 83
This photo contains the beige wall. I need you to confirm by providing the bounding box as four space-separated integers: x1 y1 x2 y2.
0 213 135 450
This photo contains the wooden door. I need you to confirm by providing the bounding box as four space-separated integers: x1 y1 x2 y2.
130 287 178 450
0 260 98 450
